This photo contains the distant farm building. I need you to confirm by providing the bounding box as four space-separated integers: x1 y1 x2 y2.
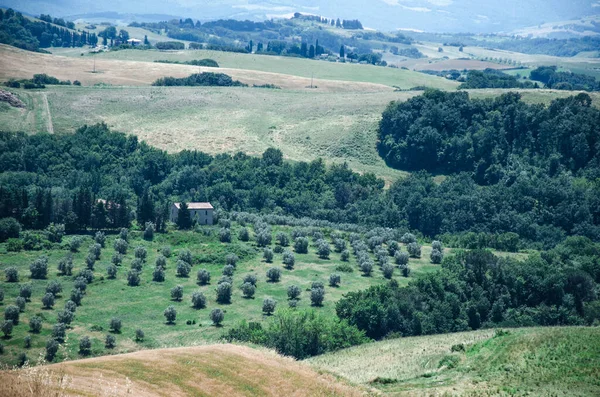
170 202 214 225
127 38 142 46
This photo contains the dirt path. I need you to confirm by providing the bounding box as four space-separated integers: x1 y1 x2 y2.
41 92 54 133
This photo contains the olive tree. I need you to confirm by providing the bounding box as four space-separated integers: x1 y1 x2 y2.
262 298 276 315
210 308 224 326
135 329 145 342
216 282 232 304
15 297 26 312
152 266 165 282
52 323 66 342
94 231 106 247
241 282 256 299
19 284 32 301
107 264 118 279
263 248 274 263
266 267 281 282
407 242 421 258
242 274 257 286
238 227 250 241
395 251 409 266
430 249 443 264
57 256 73 276
219 228 231 243
382 264 394 279
329 273 341 287
113 238 128 255
105 334 116 349
89 243 101 260
143 222 155 241
29 316 42 333
310 287 325 307
287 285 301 300
45 339 59 361
109 317 122 333
191 291 206 309
222 264 235 277
164 305 177 324
176 260 191 278
30 256 48 279
42 293 55 309
171 285 184 301
134 246 147 262
225 253 239 267
282 250 295 269
197 269 211 285
68 236 83 252
5 267 18 282
79 336 92 356
127 270 141 286
46 280 63 297
276 232 290 247
294 237 309 254
57 309 74 326
5 305 19 325
1 320 13 338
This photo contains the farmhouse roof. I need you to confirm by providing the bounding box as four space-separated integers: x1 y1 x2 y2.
174 202 214 210
127 38 142 43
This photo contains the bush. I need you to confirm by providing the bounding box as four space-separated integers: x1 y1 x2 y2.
0 289 3 304
1 320 13 338
153 266 165 282
58 256 73 275
70 289 83 306
222 264 235 277
6 238 23 252
191 291 206 309
156 255 167 269
52 323 66 342
171 285 184 301
42 293 55 309
210 308 224 326
395 251 409 266
30 256 49 279
46 339 59 361
131 258 143 272
119 228 129 241
311 287 325 307
135 328 145 342
29 316 42 333
94 231 106 247
225 253 239 267
45 223 65 243
219 228 231 243
5 305 19 324
294 237 309 253
401 264 411 277
110 317 122 333
329 273 341 287
178 249 193 264
241 282 256 298
401 233 417 244
243 273 257 286
24 335 31 349
263 248 274 263
161 246 172 258
382 264 394 279
19 284 32 301
0 217 21 242
388 240 399 256
134 246 147 262
105 334 116 349
197 269 211 285
282 250 295 269
144 222 155 240
114 238 128 254
407 242 421 258
107 264 118 279
238 227 250 241
127 270 141 286
216 282 232 304
15 296 26 312
276 232 290 247
57 309 73 325
176 260 191 277
79 336 92 355
164 305 177 324
4 267 18 282
111 253 123 266
69 236 83 252
287 285 301 300
430 249 443 264
266 267 281 282
263 298 277 315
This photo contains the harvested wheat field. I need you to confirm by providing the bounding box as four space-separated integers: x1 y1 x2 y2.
0 344 366 397
0 44 393 93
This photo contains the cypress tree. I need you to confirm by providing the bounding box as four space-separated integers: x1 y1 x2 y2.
177 202 192 230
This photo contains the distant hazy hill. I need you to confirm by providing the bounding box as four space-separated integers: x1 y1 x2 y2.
1 0 597 33
509 14 600 38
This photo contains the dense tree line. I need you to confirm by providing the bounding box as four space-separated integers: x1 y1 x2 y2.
0 8 97 52
151 72 246 87
154 59 219 67
458 69 537 89
336 237 600 339
530 66 599 92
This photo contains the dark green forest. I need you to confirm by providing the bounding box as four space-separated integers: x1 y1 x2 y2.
458 69 537 89
151 72 246 87
530 66 600 92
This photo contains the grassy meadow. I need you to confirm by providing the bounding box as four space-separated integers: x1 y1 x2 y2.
0 222 449 367
309 326 600 396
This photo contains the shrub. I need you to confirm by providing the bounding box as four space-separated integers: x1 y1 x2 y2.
107 264 118 279
24 335 31 349
191 291 206 309
401 264 411 277
156 255 167 268
161 246 172 258
114 238 128 254
94 231 106 247
6 238 23 252
310 287 325 306
176 260 191 277
243 273 257 286
430 249 443 264
1 320 13 337
79 336 92 355
197 269 211 285
171 285 184 301
225 253 239 267
131 258 143 272
294 237 309 253
382 264 394 279
30 256 49 279
70 289 83 305
210 308 224 326
58 256 73 275
19 284 32 300
178 249 193 264
401 233 417 244
266 267 281 282
219 228 231 243
238 227 250 241
216 282 232 304
109 317 122 333
45 223 65 243
263 248 274 263
69 236 83 252
144 222 155 240
15 296 26 312
388 240 399 256
407 242 421 258
262 298 276 315
282 250 295 269
135 329 145 342
222 264 235 277
57 309 74 325
5 305 19 324
45 339 59 361
4 267 18 282
395 251 409 266
42 293 55 309
134 246 147 262
241 282 256 298
0 289 3 304
329 273 341 287
127 270 141 286
0 217 21 242
52 323 66 342
29 316 43 333
164 305 177 324
119 228 129 241
432 240 443 251
105 334 116 349
276 232 290 247
287 285 301 300
111 253 123 266
153 266 165 282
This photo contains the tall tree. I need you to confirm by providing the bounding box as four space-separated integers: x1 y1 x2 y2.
339 45 345 58
176 202 192 230
309 44 315 58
